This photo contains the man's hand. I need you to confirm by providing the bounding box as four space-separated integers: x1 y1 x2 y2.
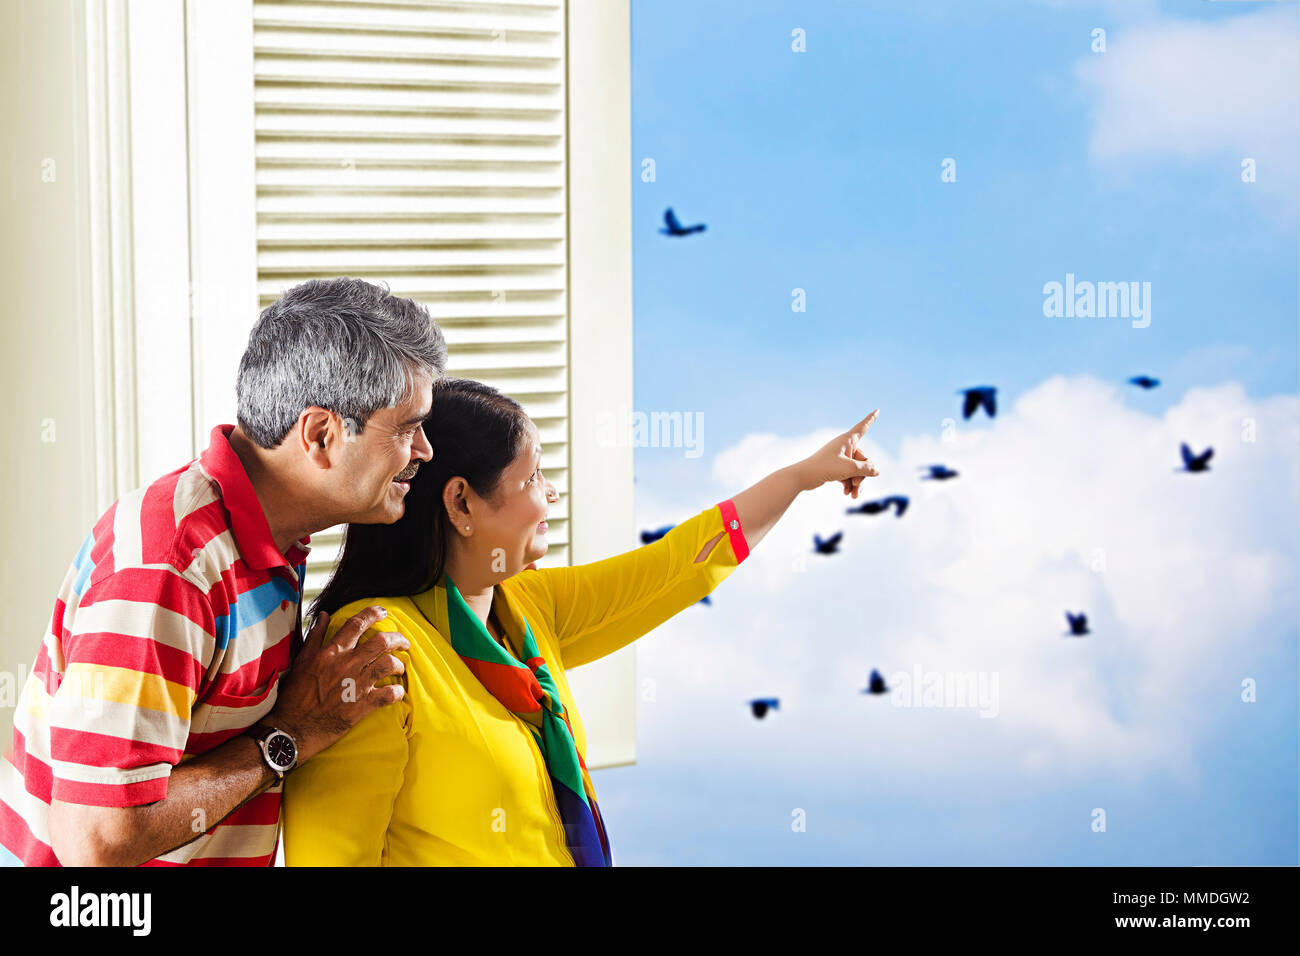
268 606 409 765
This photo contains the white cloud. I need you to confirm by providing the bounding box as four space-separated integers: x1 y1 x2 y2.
632 375 1299 788
1072 5 1298 200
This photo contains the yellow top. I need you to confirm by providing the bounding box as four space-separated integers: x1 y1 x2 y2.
281 500 748 866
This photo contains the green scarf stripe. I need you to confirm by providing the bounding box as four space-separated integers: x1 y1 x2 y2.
442 576 593 810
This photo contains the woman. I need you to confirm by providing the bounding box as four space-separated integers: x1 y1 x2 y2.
281 377 879 866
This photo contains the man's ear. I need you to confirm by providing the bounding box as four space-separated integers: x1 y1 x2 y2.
299 408 338 470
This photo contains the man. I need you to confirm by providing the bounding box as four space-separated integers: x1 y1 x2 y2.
0 277 445 866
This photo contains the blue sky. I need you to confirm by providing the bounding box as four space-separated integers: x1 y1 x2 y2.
589 0 1300 865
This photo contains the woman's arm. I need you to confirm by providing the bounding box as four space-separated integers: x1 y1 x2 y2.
512 410 881 668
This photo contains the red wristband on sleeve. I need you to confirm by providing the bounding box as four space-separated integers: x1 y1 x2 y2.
716 499 750 564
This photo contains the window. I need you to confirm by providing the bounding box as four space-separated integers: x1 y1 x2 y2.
84 0 635 770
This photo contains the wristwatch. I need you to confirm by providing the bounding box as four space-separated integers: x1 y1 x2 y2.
246 722 298 779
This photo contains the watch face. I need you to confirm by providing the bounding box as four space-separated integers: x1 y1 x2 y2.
266 732 296 769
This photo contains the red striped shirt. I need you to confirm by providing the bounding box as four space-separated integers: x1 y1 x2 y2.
0 424 309 866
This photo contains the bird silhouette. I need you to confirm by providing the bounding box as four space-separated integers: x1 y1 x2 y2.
847 494 909 517
861 669 889 695
1179 443 1213 473
659 207 706 237
749 698 780 719
959 386 997 419
1065 611 1089 637
1128 375 1160 390
640 524 675 544
813 532 843 554
919 464 959 480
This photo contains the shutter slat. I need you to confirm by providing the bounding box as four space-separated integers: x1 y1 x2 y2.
258 276 566 297
256 139 562 163
254 53 561 88
257 249 565 271
440 318 565 343
256 111 561 139
255 85 561 113
256 166 563 189
264 0 561 9
445 341 565 368
254 2 563 35
259 222 565 244
258 195 561 216
441 370 565 395
255 27 562 61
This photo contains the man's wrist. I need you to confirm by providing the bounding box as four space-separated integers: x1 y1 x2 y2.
245 721 300 778
243 733 281 790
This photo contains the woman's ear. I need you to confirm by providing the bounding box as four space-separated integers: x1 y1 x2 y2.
443 477 471 529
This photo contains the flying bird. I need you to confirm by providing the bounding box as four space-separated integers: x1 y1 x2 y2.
919 464 959 481
813 532 843 554
640 524 675 544
1065 611 1089 637
861 669 889 695
659 207 706 237
959 386 997 419
1128 375 1160 390
1179 443 1213 473
749 698 780 719
848 495 909 517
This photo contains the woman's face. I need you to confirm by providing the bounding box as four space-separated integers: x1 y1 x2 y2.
476 422 556 576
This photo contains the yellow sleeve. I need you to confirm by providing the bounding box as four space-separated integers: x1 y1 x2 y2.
281 600 412 866
512 500 750 669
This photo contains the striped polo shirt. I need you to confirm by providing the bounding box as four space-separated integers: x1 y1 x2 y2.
0 424 309 866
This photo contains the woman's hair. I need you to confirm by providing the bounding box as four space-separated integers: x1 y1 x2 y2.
308 377 532 621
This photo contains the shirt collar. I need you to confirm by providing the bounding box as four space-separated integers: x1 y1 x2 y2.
199 424 311 572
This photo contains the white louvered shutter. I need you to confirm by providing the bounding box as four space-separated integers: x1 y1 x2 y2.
250 0 570 604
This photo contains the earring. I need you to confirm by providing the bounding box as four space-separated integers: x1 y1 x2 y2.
464 525 470 532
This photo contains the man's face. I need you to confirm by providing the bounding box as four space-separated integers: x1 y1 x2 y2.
336 370 434 524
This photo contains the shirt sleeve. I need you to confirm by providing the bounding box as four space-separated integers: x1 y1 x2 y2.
511 499 751 670
46 566 216 807
281 601 412 866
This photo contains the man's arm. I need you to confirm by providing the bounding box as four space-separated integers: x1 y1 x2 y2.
48 605 408 867
49 733 278 866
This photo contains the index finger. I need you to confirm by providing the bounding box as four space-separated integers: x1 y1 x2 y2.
854 409 880 436
331 605 390 651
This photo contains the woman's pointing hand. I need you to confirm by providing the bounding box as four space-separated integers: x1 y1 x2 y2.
796 409 880 498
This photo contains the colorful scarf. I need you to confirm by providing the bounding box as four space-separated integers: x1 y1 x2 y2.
417 572 612 867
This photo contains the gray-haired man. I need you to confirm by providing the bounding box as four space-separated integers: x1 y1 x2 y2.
0 277 443 866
